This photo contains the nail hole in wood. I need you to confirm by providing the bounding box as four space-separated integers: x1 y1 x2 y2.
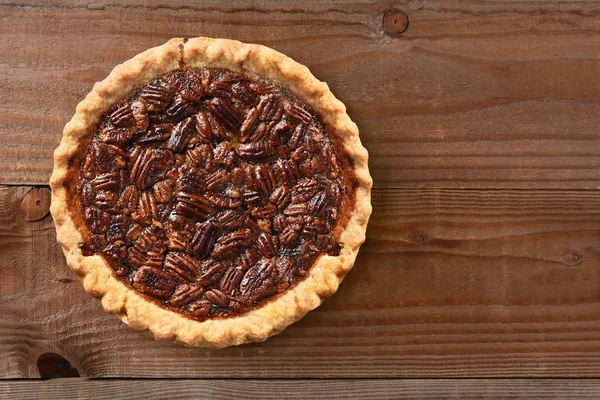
37 353 80 379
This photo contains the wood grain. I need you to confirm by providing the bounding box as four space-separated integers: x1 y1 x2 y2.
19 188 51 222
2 0 600 187
2 185 599 378
2 379 600 399
2 0 600 384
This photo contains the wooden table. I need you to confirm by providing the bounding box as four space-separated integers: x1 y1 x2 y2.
1 0 599 397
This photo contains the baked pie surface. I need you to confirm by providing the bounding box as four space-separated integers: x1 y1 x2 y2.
50 37 372 348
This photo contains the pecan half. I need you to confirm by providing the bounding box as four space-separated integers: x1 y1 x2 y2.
189 299 212 318
240 259 279 300
206 195 242 209
167 230 190 251
152 180 173 203
118 187 138 215
257 94 282 122
307 192 327 215
138 191 158 220
132 266 176 298
291 145 309 164
238 141 274 161
164 252 202 282
231 81 259 104
209 97 240 131
140 81 175 111
240 248 260 271
130 99 149 132
257 218 272 233
110 104 134 127
174 191 214 219
204 289 230 308
189 222 219 259
285 102 312 124
198 260 228 286
272 214 288 233
213 144 236 168
292 178 319 203
92 172 120 191
270 120 292 142
179 167 206 194
280 222 302 246
85 207 110 234
212 229 252 260
145 248 165 268
239 108 259 143
138 123 172 143
167 95 195 120
257 233 279 258
101 243 127 267
126 223 143 243
249 204 276 219
283 202 307 216
134 227 158 250
177 71 205 101
207 80 233 98
194 111 212 143
278 259 296 282
269 186 291 212
170 283 204 307
216 210 246 231
220 267 243 294
167 117 195 153
302 217 326 240
273 159 299 186
130 148 159 190
106 214 127 242
128 246 145 267
254 165 276 196
306 126 324 153
288 124 306 149
186 144 213 169
242 191 261 206
100 126 133 144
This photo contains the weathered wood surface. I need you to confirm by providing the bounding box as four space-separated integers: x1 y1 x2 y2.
3 379 600 399
2 0 600 188
1 0 600 383
2 185 599 378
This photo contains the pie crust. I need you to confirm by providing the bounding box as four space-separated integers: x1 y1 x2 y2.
50 37 372 348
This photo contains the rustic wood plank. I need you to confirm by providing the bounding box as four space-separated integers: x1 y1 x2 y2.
2 185 599 378
1 0 600 187
2 379 600 399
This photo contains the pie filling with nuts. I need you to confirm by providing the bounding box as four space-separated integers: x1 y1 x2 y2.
52 37 371 347
67 67 357 320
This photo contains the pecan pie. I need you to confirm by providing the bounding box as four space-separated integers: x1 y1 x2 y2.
50 37 371 348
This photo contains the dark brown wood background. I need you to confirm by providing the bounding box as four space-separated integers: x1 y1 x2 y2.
1 0 600 395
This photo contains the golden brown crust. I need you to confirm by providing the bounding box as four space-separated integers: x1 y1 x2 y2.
50 37 372 348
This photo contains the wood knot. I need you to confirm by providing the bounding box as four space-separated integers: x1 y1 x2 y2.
570 251 582 265
37 353 80 378
410 230 428 244
383 9 409 34
19 188 51 222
